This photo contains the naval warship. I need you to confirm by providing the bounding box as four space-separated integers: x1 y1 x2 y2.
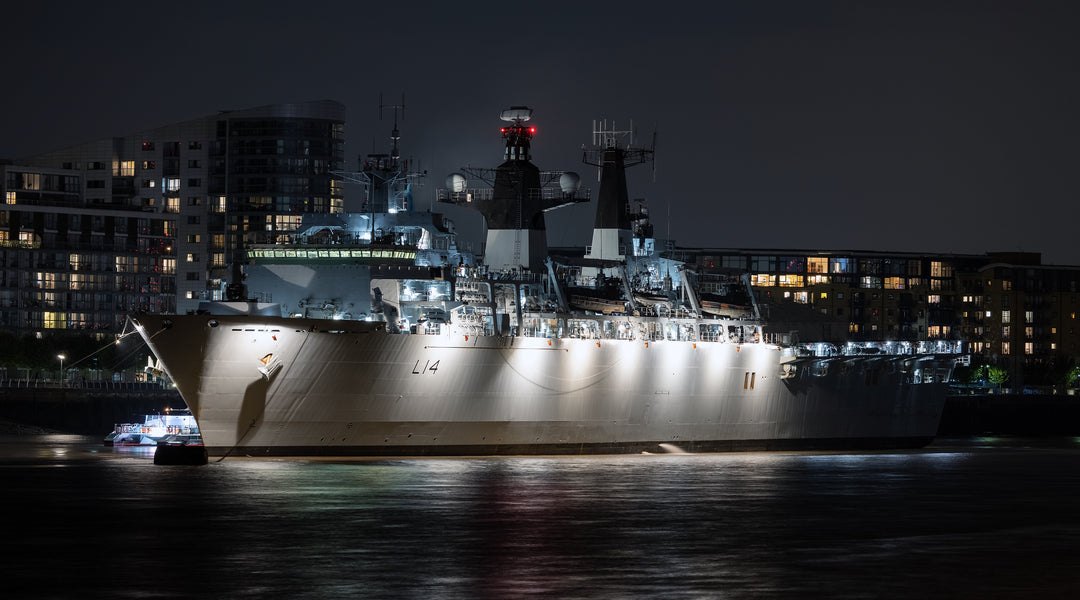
132 107 962 457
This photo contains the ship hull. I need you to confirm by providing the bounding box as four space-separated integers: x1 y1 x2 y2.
133 313 946 457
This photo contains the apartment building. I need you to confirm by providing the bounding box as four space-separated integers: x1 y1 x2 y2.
681 248 1080 369
0 100 344 337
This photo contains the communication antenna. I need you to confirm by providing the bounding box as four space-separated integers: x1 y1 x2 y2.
379 93 406 161
583 118 656 179
650 129 658 183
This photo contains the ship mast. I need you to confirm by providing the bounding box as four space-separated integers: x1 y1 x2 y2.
580 119 656 285
438 106 589 273
333 94 424 242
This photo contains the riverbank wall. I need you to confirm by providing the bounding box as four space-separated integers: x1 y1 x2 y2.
0 387 183 435
939 393 1080 436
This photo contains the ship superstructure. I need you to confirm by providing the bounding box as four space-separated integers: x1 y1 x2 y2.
217 107 475 326
439 106 590 273
132 106 963 458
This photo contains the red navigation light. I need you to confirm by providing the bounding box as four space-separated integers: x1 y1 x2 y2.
529 127 536 134
500 127 507 133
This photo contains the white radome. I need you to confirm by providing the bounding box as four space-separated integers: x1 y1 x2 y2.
446 172 467 193
559 171 581 194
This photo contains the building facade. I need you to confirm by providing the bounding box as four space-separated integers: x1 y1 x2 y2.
0 100 344 338
680 248 1080 385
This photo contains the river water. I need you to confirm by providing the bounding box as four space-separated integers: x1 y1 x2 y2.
3 435 1079 599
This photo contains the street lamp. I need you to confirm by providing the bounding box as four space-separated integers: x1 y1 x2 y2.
57 354 66 387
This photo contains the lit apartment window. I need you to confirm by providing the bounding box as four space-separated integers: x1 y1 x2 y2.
1024 342 1033 355
930 261 953 277
830 257 854 273
20 172 41 190
860 276 881 289
1002 342 1010 354
43 312 67 329
1003 326 1010 338
213 196 226 213
165 178 180 192
928 294 941 304
1025 310 1034 323
186 235 201 243
186 253 199 263
5 191 15 204
142 161 156 170
120 161 135 176
1002 310 1011 324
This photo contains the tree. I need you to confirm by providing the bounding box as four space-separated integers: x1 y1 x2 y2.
986 365 1009 388
969 364 1009 388
1067 365 1080 389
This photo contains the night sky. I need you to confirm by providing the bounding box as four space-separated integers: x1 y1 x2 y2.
3 1 1078 263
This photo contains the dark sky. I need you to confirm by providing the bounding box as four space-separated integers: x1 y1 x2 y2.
3 1 1078 263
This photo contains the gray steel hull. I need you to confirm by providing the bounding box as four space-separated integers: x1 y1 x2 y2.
133 313 946 457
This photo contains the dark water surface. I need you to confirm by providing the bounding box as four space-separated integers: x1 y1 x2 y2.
3 435 1079 599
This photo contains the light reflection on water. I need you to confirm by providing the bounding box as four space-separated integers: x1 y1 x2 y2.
3 436 1080 599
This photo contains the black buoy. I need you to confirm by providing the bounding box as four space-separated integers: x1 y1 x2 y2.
154 444 208 465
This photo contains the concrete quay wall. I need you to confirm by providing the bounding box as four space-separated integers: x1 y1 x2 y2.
0 387 184 435
939 393 1080 436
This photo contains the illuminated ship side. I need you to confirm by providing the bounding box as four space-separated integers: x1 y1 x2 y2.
132 107 961 457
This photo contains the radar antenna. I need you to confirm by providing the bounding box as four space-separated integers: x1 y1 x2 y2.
582 119 656 175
